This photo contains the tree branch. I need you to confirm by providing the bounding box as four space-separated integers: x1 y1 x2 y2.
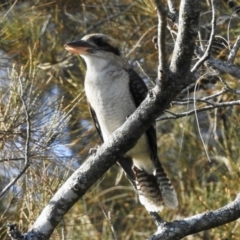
196 44 240 79
170 0 200 78
227 36 240 63
149 193 240 240
206 57 240 79
152 0 168 82
173 87 227 103
158 99 240 121
191 0 216 73
167 0 177 16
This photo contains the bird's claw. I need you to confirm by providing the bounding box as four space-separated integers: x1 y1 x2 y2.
89 146 99 155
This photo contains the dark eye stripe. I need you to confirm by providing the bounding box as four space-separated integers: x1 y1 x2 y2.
90 36 121 56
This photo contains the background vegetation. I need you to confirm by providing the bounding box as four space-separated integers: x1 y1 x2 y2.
0 0 240 239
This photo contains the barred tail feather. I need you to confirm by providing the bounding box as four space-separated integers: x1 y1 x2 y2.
155 165 178 209
134 167 164 212
134 166 178 212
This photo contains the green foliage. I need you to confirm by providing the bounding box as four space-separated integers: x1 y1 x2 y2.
0 0 240 239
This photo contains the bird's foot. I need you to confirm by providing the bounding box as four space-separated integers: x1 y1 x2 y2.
89 146 99 155
148 211 165 227
149 89 157 101
125 114 131 120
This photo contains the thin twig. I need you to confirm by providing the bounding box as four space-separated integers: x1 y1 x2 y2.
172 88 228 105
193 80 211 162
172 98 214 106
19 77 31 167
198 30 205 52
60 218 66 240
157 100 240 121
167 0 177 15
152 0 168 82
200 88 228 100
227 36 240 63
108 211 118 240
166 0 178 24
3 0 17 19
126 25 156 58
64 3 133 37
179 82 196 95
82 4 133 36
98 201 118 240
40 14 51 36
218 76 240 95
136 61 155 87
191 0 216 73
0 158 25 163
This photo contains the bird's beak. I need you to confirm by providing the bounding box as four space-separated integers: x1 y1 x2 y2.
64 40 95 54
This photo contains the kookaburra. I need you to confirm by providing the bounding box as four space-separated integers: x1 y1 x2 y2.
64 33 178 212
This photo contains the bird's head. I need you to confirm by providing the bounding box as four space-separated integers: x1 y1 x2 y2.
64 33 121 57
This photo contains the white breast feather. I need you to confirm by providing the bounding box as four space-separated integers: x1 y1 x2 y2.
83 55 154 174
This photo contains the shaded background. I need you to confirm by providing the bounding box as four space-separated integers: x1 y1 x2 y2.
0 0 240 239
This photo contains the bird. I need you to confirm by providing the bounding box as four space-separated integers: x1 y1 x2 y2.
64 33 178 212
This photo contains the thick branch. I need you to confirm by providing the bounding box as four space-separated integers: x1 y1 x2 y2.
170 0 200 78
206 57 240 79
149 193 240 240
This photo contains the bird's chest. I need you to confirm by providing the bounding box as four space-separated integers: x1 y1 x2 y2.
85 70 136 140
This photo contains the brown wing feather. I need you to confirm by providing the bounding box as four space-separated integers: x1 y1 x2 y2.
126 68 159 165
127 68 178 210
88 103 104 143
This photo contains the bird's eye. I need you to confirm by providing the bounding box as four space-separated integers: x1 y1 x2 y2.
94 38 108 47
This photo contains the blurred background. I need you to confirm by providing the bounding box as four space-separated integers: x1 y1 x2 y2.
0 0 240 239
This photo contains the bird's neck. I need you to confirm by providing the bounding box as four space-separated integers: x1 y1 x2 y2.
82 55 110 73
82 53 129 74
